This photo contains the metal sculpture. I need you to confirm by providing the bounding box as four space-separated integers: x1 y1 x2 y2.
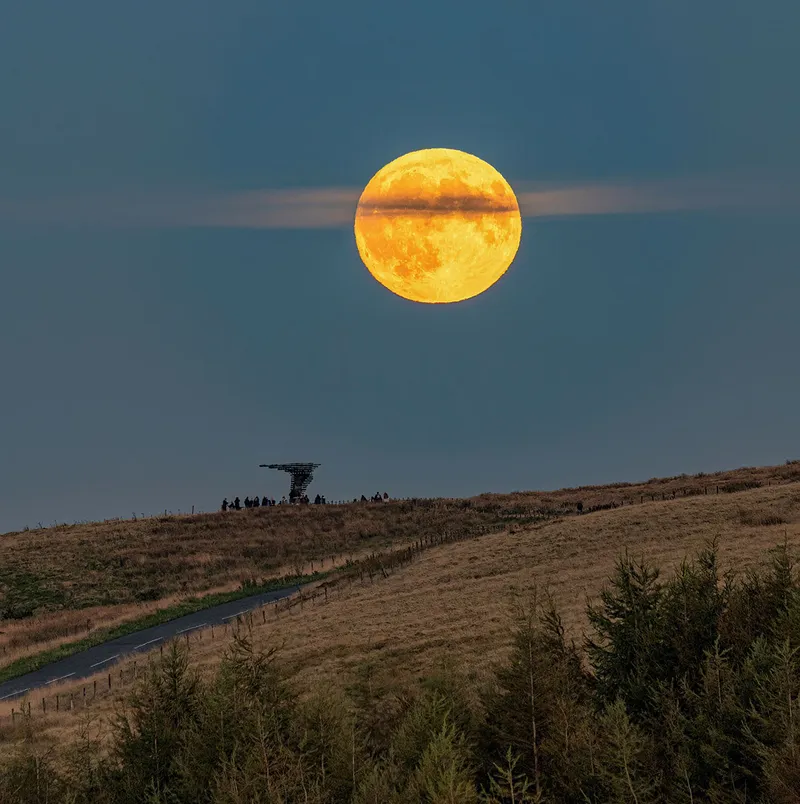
259 462 320 502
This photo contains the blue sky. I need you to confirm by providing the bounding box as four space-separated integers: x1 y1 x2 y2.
1 1 799 532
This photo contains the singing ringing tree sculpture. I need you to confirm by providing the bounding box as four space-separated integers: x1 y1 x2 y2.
259 462 320 502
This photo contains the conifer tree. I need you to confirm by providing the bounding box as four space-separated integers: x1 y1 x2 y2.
481 588 594 801
586 552 664 722
592 698 661 804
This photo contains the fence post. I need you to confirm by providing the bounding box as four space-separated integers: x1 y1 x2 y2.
11 708 14 724
94 679 97 697
108 673 111 690
56 695 59 713
42 698 46 713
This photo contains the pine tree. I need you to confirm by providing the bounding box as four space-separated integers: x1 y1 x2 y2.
481 588 594 801
405 719 479 804
592 699 661 804
741 638 800 803
586 552 664 722
479 748 543 804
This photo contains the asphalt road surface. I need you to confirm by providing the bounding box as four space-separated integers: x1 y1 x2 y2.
0 584 302 703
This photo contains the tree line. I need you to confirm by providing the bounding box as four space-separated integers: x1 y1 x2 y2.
3 537 800 802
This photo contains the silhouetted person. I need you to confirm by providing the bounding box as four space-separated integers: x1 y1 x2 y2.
262 496 268 506
361 494 368 502
281 496 287 504
234 497 241 510
221 498 229 512
314 494 321 504
383 492 389 500
245 497 252 508
576 501 583 513
252 495 260 507
321 495 326 504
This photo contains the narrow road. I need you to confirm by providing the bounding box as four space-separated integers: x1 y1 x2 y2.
0 584 301 702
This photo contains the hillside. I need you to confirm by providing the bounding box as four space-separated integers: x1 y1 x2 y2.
4 462 800 754
1 461 799 669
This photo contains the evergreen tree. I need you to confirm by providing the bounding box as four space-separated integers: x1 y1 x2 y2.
592 699 661 804
481 589 595 802
102 641 204 803
586 553 664 722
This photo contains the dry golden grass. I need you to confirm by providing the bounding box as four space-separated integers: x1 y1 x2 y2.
7 472 800 753
3 461 799 661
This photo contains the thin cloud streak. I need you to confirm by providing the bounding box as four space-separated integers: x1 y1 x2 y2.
0 177 795 229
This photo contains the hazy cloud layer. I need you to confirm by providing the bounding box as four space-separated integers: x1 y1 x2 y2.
0 177 795 229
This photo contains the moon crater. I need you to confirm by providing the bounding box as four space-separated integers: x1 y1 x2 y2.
354 148 522 304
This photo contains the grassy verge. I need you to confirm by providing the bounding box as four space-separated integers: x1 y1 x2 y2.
0 570 330 685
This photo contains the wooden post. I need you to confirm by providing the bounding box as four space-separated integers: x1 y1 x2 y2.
108 673 111 689
11 708 14 724
93 679 97 697
42 698 46 713
262 608 266 624
56 695 59 712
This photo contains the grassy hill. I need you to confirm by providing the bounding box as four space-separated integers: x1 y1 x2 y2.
3 460 800 759
2 461 799 669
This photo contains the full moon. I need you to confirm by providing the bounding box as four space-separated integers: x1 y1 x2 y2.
354 148 522 304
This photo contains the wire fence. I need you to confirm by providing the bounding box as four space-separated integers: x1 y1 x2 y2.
17 497 436 533
3 471 800 730
0 522 511 730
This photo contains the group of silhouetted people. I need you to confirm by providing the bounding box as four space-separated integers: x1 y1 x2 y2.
220 490 392 512
221 496 273 511
220 493 330 511
357 492 389 503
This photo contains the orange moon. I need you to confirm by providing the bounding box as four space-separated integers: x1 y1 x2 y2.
354 148 522 304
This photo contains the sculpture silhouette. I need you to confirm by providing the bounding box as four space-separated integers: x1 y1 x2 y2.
259 462 320 503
